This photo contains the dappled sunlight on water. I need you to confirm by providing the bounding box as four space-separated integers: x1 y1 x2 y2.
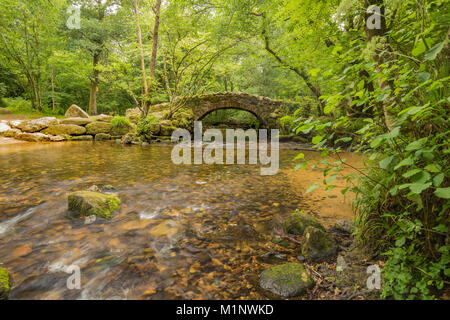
0 141 362 299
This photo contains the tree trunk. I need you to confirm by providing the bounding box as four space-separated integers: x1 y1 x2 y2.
51 64 55 112
89 52 100 115
133 0 148 113
146 0 162 115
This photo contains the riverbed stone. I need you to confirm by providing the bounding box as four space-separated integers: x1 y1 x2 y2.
42 124 86 136
95 133 111 141
16 117 58 133
65 104 89 118
284 211 325 236
60 117 93 126
0 267 11 300
68 191 121 219
16 132 51 142
301 226 337 263
8 120 22 129
259 263 314 297
86 121 112 135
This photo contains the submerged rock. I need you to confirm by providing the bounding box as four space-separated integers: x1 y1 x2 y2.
284 211 325 236
67 191 121 219
85 121 112 135
16 117 58 133
42 124 86 136
0 267 11 300
65 104 89 118
259 263 314 297
301 226 337 263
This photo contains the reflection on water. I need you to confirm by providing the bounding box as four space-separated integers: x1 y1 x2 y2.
0 141 361 299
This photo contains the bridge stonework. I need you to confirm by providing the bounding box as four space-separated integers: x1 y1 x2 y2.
149 92 299 129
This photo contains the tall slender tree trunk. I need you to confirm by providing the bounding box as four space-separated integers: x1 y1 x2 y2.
133 0 148 112
364 0 393 131
51 64 55 112
89 52 100 115
146 0 162 115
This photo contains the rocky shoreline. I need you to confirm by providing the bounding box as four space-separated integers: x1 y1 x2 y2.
0 105 131 143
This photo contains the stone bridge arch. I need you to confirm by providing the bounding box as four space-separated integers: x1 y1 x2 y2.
149 92 299 129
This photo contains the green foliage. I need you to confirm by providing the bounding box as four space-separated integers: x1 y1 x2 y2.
292 0 449 299
136 116 160 136
111 116 132 129
4 97 34 114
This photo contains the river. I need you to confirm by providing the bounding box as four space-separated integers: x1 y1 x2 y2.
0 140 362 299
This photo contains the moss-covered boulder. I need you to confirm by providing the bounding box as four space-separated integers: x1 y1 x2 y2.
68 191 121 219
1 128 21 138
110 125 130 136
65 104 89 118
160 120 177 136
42 124 86 136
301 226 337 263
90 114 113 122
17 117 58 133
259 263 314 297
284 211 325 235
0 267 11 300
86 121 112 135
60 117 93 126
95 133 111 141
16 132 51 142
125 107 143 123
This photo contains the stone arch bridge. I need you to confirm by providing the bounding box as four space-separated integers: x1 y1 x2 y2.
149 92 299 128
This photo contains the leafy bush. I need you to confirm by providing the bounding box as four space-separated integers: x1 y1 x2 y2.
3 97 34 114
111 116 132 129
136 115 159 136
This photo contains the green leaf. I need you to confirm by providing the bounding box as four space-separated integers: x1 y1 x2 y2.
306 183 319 194
294 153 305 160
433 173 444 187
424 41 446 60
424 164 441 173
416 72 431 82
394 158 414 170
395 237 406 247
409 182 432 194
405 138 427 151
379 155 394 169
434 187 450 199
312 136 324 144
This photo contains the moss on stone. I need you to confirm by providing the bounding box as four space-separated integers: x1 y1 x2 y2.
0 267 11 299
259 263 314 297
284 210 325 235
68 191 121 219
301 226 337 263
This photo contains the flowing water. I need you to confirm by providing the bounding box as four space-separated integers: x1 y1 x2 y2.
0 140 362 299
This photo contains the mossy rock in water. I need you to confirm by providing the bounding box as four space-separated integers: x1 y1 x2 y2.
68 191 120 219
85 121 112 135
0 267 11 300
259 263 314 298
284 210 325 235
301 226 337 263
